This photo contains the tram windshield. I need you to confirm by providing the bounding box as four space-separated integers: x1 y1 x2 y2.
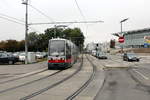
49 40 65 56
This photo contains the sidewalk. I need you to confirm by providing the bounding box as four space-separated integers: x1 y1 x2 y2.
104 62 130 68
137 53 150 57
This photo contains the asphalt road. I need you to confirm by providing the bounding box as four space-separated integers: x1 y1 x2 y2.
95 54 150 100
95 68 150 100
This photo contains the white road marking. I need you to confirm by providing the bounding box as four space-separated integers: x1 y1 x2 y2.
133 69 149 80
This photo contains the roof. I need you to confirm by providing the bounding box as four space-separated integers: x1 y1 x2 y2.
112 27 150 37
50 38 67 41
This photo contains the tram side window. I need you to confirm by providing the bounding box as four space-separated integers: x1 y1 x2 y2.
66 43 71 58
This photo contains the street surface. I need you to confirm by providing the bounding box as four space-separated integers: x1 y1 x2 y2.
0 54 150 100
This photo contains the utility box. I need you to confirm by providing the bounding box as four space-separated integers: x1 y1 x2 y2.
28 52 36 63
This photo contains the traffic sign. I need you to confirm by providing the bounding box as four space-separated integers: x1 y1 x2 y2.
118 36 124 43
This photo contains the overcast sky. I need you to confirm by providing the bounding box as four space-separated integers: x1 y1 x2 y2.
0 0 150 44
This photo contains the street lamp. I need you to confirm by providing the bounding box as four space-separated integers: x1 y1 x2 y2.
120 18 129 53
22 0 28 64
120 18 129 36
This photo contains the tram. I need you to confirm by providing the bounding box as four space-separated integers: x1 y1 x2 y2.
48 38 78 69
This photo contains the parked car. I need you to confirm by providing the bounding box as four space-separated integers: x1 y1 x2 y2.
35 52 44 59
0 53 19 64
13 52 20 58
19 53 25 62
41 52 47 58
96 52 107 59
123 53 140 62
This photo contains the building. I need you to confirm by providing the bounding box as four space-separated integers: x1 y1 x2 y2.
86 42 110 53
113 28 150 48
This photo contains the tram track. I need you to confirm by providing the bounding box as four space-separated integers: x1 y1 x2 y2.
66 54 96 100
0 70 62 94
0 67 48 84
19 54 83 100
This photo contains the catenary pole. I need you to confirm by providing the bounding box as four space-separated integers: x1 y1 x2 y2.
22 0 29 64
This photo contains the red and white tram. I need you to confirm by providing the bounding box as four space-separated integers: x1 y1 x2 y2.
48 38 78 69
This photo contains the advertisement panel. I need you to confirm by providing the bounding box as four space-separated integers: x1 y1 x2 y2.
144 36 150 47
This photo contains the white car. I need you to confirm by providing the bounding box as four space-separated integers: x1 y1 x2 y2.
19 53 25 61
36 52 44 59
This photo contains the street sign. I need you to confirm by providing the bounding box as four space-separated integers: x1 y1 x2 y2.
118 36 125 43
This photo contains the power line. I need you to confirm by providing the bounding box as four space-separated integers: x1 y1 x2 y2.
74 0 86 20
73 0 89 37
0 14 42 34
29 4 55 22
0 13 25 23
0 16 24 25
29 20 104 25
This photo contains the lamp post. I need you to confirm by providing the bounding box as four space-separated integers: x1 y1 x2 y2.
22 0 28 64
120 18 129 35
120 18 129 53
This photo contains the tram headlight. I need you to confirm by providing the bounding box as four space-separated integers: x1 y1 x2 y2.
60 58 63 60
60 57 65 60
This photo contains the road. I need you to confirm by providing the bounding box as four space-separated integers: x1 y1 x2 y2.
94 54 150 100
0 54 150 100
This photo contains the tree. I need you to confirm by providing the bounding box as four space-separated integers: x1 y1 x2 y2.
44 27 63 39
28 32 40 51
18 40 25 51
0 27 85 52
37 33 48 51
44 27 85 51
4 40 18 52
0 40 25 52
63 28 85 47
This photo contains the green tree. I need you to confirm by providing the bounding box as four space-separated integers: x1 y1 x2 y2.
18 40 25 51
37 33 48 51
44 27 63 39
4 40 18 52
0 27 85 52
0 41 6 51
28 32 40 51
63 28 85 47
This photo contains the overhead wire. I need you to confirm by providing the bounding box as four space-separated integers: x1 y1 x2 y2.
0 14 42 34
0 4 55 33
0 13 25 23
28 4 56 33
73 0 88 38
0 16 24 25
0 1 46 39
28 4 55 23
74 0 86 20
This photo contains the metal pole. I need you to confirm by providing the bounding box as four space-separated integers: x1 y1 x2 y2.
121 22 122 35
54 25 56 38
120 22 123 53
23 0 28 64
120 18 129 53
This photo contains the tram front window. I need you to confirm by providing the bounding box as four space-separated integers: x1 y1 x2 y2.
49 40 65 56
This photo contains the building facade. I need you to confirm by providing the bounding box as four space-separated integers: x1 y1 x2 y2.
114 28 150 48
